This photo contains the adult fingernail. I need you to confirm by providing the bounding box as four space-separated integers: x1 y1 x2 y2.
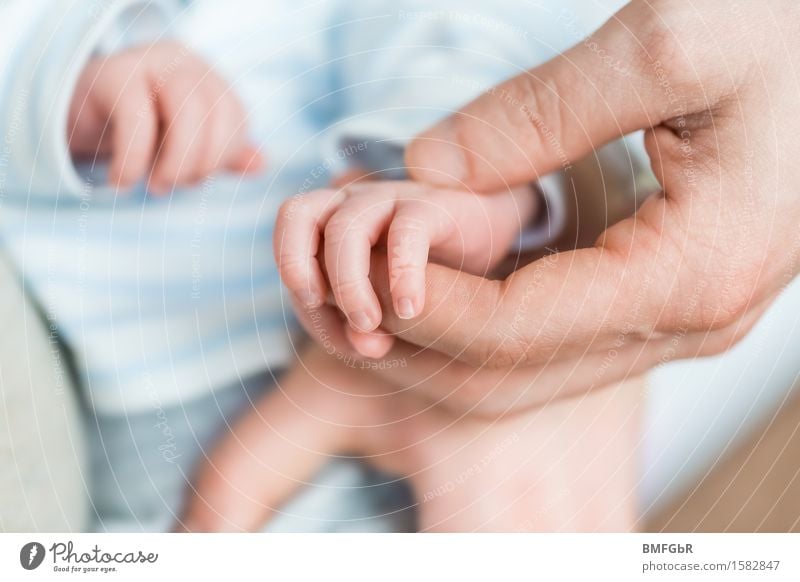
295 290 321 308
396 297 416 319
349 310 375 331
405 120 466 187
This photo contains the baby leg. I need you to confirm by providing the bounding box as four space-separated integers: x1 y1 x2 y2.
180 347 644 532
179 347 389 532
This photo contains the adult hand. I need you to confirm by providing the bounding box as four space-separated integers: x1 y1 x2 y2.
386 0 800 373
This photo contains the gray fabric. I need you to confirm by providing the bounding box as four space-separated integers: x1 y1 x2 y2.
0 254 88 532
88 372 415 532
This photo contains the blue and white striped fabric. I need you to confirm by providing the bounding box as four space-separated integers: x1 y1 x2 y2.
0 0 597 413
1 174 297 412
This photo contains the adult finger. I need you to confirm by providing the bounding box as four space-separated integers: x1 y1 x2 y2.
360 245 645 368
405 0 722 192
373 176 764 369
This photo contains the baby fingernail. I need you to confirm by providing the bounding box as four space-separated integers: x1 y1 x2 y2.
349 310 375 331
296 290 321 308
396 297 416 319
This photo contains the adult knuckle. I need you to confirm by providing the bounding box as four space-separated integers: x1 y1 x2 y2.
713 289 752 329
633 3 699 93
490 343 525 369
469 333 524 369
507 73 566 163
697 281 753 331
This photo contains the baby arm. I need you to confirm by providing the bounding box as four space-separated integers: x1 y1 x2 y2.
68 42 262 193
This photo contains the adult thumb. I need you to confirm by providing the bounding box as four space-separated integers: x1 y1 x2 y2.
405 2 694 192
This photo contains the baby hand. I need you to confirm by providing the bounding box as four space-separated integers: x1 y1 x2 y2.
68 42 263 193
274 180 536 333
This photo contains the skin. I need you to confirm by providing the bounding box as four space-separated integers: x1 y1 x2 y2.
273 179 536 338
93 0 800 530
178 150 647 532
68 41 263 193
63 36 645 533
179 345 644 533
68 42 634 534
179 153 646 532
196 0 800 531
298 0 800 409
